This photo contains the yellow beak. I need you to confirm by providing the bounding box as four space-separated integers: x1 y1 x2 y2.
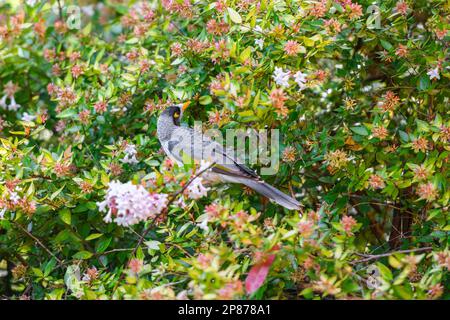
182 101 190 111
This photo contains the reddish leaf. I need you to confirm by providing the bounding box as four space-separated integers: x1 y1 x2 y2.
245 254 276 295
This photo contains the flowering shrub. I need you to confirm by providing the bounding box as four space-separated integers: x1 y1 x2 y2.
0 0 449 300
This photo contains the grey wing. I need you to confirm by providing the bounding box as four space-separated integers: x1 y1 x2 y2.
167 127 260 181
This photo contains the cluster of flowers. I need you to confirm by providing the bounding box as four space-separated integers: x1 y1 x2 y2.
272 67 308 90
97 181 169 226
121 143 139 164
0 187 36 219
0 81 21 111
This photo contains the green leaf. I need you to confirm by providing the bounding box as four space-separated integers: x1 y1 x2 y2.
85 233 103 241
72 251 93 260
227 7 242 24
418 74 431 91
380 40 393 51
239 47 252 62
351 126 369 136
199 95 212 105
95 237 112 253
58 208 71 225
56 109 77 119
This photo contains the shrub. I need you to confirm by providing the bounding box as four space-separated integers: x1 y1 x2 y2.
0 0 448 300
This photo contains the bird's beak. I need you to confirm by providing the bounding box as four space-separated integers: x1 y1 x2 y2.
182 101 190 111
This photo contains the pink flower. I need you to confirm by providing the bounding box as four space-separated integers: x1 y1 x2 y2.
97 181 168 226
435 29 447 40
204 203 223 219
416 183 438 202
170 42 183 56
368 174 385 190
128 259 143 273
270 88 288 117
297 220 315 238
310 0 327 18
411 137 429 153
94 101 107 114
395 44 408 58
284 40 301 56
395 1 409 15
71 64 84 78
372 125 389 140
347 3 363 19
341 215 357 235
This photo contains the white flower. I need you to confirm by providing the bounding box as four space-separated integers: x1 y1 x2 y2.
253 25 263 33
8 96 21 111
81 5 95 16
175 196 187 209
9 191 20 204
294 71 308 90
255 38 264 50
0 208 6 219
0 95 7 109
97 181 168 226
22 112 36 122
186 177 209 200
120 143 139 164
427 67 440 80
197 218 209 232
26 0 38 6
272 67 291 87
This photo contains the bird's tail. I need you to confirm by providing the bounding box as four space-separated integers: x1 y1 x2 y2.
242 179 301 210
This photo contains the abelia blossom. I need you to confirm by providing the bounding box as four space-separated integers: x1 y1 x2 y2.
97 181 168 226
0 81 21 111
272 67 290 87
120 143 139 164
185 177 209 200
293 71 307 90
427 67 440 80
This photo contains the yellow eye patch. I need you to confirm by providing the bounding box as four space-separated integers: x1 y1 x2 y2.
173 112 180 118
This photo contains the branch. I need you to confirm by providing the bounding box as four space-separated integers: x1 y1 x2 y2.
12 221 62 265
351 247 433 265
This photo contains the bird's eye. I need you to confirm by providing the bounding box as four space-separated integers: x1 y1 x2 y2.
173 112 180 118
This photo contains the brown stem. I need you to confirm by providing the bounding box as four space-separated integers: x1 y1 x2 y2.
351 247 433 265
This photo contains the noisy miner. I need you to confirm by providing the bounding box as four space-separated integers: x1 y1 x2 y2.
156 102 301 210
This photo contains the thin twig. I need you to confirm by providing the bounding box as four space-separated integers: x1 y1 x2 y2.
12 221 62 264
351 247 433 265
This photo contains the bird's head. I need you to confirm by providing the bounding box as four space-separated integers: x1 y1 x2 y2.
160 101 190 126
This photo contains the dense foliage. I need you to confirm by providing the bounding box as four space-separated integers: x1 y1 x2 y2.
0 0 449 300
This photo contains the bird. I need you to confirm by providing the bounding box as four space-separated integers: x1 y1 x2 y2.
156 102 301 210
